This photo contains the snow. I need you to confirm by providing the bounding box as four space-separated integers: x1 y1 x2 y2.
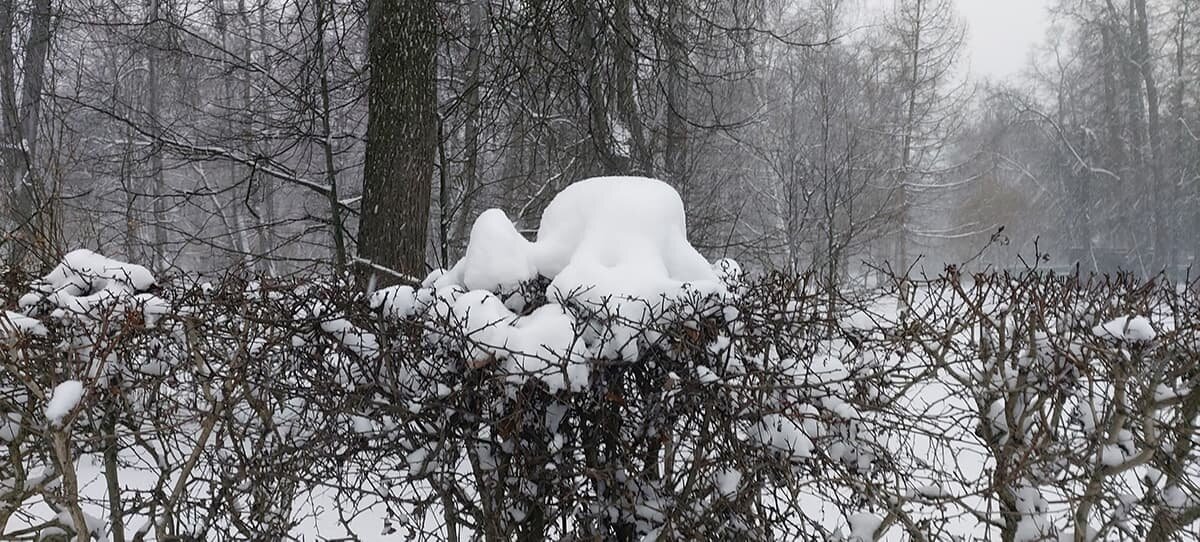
1013 486 1052 541
913 482 950 499
410 176 735 388
303 301 379 360
1164 485 1188 509
752 413 813 461
0 412 21 442
451 289 519 367
1092 315 1156 342
504 304 589 393
1155 383 1186 402
847 512 881 541
350 415 376 435
716 469 742 497
21 249 158 321
56 510 104 538
1 310 47 337
713 257 742 288
441 209 537 292
45 380 85 426
133 293 171 327
369 285 418 319
45 249 156 291
436 177 724 330
1076 396 1103 435
1100 444 1125 467
320 316 379 359
532 177 716 283
429 287 589 391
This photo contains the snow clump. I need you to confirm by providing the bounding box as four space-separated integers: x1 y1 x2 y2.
1 311 47 338
45 380 85 426
1091 315 1156 342
377 177 738 393
437 176 725 314
19 249 165 324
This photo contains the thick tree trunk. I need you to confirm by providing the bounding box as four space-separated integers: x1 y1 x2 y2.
256 0 275 274
358 0 437 282
19 0 50 160
1095 20 1121 270
1118 1 1146 262
215 0 249 266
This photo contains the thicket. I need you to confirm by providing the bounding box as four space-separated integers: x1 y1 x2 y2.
2 255 1200 541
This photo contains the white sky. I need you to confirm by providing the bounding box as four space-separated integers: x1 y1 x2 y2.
955 0 1049 80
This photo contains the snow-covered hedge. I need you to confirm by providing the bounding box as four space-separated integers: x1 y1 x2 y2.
3 178 1200 541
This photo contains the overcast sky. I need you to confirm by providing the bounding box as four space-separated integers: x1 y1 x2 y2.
955 0 1049 80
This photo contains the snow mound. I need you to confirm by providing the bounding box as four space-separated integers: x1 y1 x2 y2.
45 380 85 426
32 249 155 297
438 177 724 312
441 209 537 292
378 177 736 387
368 285 418 320
442 290 588 392
503 304 589 393
534 177 718 293
1092 316 1156 342
20 249 164 322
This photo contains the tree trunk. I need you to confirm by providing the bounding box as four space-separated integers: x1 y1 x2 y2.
104 401 126 542
147 0 169 269
1170 2 1191 273
2 0 52 267
451 0 485 248
663 2 688 188
316 0 346 272
358 0 437 282
1118 1 1145 262
256 0 275 274
576 0 613 176
613 0 650 175
897 0 924 274
1132 0 1167 272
